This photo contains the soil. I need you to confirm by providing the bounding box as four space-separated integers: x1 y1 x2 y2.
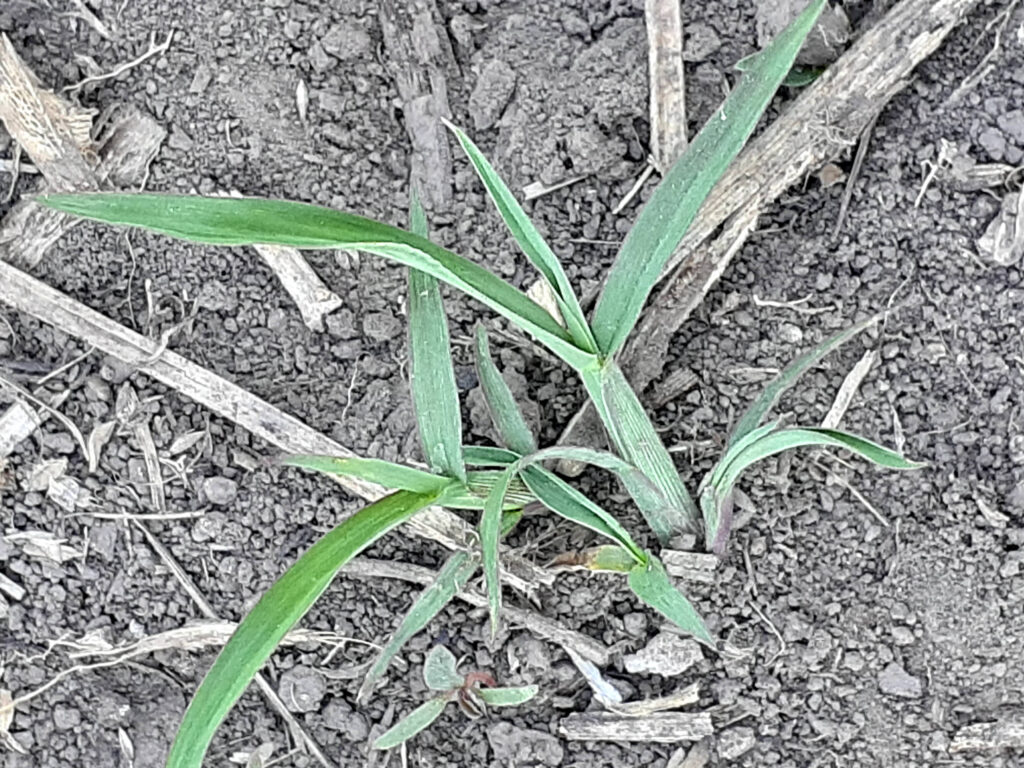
1 0 1023 766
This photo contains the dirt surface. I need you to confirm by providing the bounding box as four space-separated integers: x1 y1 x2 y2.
1 0 1023 766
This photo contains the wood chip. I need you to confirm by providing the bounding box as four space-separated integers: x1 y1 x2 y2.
224 190 343 332
559 711 713 743
605 683 700 717
0 399 42 457
951 718 1024 751
645 0 687 171
821 349 877 429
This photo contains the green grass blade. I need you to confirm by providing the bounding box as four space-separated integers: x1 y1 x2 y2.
474 325 537 455
718 427 924 493
423 645 464 690
590 0 827 357
586 363 698 540
281 454 449 494
707 420 779 489
373 696 449 750
523 445 672 530
476 685 539 707
481 465 516 639
165 489 439 768
357 551 477 704
39 193 596 371
729 315 879 446
627 556 714 646
462 445 519 467
407 198 465 481
519 465 645 563
444 121 596 353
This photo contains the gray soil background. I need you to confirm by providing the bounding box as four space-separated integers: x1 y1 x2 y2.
1 0 1023 766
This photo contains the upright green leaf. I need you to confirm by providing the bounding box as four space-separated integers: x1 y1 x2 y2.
481 465 516 638
717 427 923 494
729 315 879 446
165 490 439 768
373 696 450 750
473 325 537 455
39 194 597 371
423 645 464 691
358 551 478 704
628 556 714 646
445 120 596 353
585 363 698 540
282 454 449 494
407 194 465 481
590 0 827 357
476 685 539 707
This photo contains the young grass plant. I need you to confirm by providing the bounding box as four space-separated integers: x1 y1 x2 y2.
36 3 922 765
373 645 538 750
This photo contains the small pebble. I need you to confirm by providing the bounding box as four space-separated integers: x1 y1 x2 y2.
878 661 923 699
202 476 238 505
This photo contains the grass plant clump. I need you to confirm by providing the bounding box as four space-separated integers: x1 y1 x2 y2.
39 2 921 764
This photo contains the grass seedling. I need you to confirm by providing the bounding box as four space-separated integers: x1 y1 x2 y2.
373 645 538 750
35 3 922 766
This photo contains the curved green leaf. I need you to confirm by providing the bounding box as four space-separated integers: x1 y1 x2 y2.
373 696 450 750
357 552 477 704
717 427 924 494
474 325 537 455
438 470 535 510
590 0 827 357
445 120 596 353
165 489 440 768
39 193 596 370
407 193 465 481
628 556 714 646
730 315 879 447
282 454 448 494
476 685 539 707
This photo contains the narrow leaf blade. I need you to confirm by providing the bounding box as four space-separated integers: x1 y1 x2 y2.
519 465 645 563
408 268 465 480
39 194 596 370
476 685 539 707
282 454 448 494
587 363 698 540
373 697 449 750
628 556 714 646
445 121 595 353
165 490 439 768
474 325 537 455
481 466 515 638
719 427 923 493
730 316 879 446
358 552 477 703
590 0 827 357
